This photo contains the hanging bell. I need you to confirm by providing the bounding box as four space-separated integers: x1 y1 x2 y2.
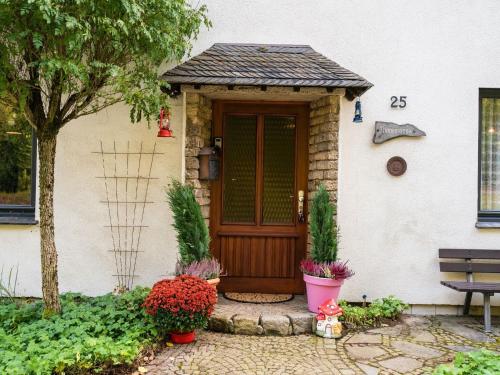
353 98 363 123
157 107 173 137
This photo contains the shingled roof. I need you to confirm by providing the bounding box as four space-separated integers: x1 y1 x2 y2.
162 43 372 98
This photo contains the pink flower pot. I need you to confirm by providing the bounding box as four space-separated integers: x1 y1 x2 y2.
303 274 344 313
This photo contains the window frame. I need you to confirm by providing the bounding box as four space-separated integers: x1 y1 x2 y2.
477 88 500 226
0 129 37 224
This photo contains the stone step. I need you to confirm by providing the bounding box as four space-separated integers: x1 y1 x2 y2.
208 311 316 336
207 294 316 336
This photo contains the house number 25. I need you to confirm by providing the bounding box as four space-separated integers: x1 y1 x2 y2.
390 96 407 108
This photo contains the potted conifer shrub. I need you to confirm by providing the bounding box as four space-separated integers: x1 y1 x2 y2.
167 180 222 287
300 184 354 313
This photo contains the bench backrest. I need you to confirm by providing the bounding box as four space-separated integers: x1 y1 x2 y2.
439 248 500 274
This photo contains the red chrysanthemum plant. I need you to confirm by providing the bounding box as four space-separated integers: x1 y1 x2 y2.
143 275 218 335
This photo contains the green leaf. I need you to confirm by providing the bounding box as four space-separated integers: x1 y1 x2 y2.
0 288 156 374
0 0 210 127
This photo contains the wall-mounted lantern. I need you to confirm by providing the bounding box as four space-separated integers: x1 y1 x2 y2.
353 98 363 123
157 107 173 137
198 146 220 180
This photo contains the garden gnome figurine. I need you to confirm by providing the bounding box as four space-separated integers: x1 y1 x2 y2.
316 299 343 338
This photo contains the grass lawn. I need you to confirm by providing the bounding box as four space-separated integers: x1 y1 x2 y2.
0 287 156 375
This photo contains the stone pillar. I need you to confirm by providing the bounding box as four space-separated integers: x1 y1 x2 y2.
307 95 340 251
185 93 212 221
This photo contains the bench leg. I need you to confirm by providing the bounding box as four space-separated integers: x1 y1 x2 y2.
483 293 492 333
463 292 472 315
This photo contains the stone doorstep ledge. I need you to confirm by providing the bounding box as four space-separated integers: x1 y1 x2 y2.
207 295 316 336
207 294 500 336
208 311 316 336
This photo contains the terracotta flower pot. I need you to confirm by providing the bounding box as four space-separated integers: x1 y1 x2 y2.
303 274 344 313
206 277 220 288
171 331 196 344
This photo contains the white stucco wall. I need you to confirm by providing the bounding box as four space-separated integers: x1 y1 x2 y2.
185 0 500 306
2 0 500 306
0 99 185 296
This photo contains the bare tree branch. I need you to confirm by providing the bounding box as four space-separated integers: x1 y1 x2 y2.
71 96 124 120
44 71 63 127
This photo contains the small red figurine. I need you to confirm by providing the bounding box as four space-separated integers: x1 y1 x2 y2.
316 299 343 338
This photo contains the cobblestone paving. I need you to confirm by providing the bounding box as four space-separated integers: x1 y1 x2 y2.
142 315 499 375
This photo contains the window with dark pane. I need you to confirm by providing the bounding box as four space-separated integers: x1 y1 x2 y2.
479 89 500 218
222 115 257 223
0 105 35 209
262 116 296 224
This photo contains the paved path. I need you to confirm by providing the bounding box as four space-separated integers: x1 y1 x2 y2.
141 315 499 375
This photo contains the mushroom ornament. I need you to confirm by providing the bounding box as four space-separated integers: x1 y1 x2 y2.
315 299 343 338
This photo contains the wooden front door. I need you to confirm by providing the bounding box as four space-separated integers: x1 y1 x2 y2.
210 101 309 294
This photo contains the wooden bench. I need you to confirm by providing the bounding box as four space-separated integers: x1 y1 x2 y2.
439 248 500 332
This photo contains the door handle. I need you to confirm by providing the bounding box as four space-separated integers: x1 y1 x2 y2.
297 190 305 223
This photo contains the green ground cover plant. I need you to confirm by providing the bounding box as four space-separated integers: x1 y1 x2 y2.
433 350 500 375
0 287 156 374
339 295 408 328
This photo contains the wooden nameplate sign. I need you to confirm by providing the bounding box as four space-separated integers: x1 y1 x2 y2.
373 121 426 144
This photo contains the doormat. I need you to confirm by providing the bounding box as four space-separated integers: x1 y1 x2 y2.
223 292 294 304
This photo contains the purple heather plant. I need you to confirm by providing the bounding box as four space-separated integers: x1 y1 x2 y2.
300 259 354 280
175 258 222 280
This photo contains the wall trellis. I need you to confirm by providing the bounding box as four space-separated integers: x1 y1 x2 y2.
94 141 163 292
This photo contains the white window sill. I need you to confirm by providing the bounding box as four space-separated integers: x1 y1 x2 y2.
476 221 500 228
0 216 38 225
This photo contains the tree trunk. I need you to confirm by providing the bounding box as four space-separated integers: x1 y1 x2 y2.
38 133 61 315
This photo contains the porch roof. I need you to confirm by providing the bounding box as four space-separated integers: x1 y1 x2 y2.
162 43 372 99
